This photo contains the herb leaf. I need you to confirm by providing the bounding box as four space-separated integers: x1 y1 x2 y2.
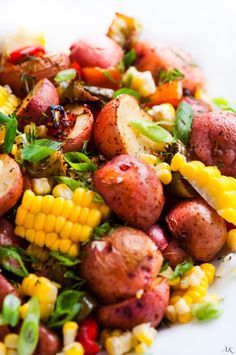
113 88 141 99
123 48 136 68
173 101 193 145
54 176 86 190
21 139 62 163
54 69 77 83
0 246 29 277
64 152 97 172
212 97 236 112
0 113 18 153
50 251 79 267
157 68 185 85
130 120 174 144
170 261 193 280
93 222 112 240
191 302 223 321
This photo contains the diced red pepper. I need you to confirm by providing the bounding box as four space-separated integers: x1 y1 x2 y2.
82 67 122 90
70 61 83 77
8 45 45 64
76 317 100 355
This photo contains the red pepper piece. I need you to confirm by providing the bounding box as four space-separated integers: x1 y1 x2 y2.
8 45 45 64
77 317 100 355
70 61 82 77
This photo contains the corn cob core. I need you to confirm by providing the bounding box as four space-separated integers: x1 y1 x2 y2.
171 153 236 225
15 187 110 257
0 85 20 115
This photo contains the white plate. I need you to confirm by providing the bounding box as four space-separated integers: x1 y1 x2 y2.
0 1 236 354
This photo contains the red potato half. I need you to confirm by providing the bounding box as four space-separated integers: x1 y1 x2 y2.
183 96 211 116
189 111 236 177
17 78 59 128
70 35 123 69
0 52 70 98
134 41 206 93
94 94 164 158
0 218 22 246
146 224 169 252
34 325 61 355
62 104 94 152
0 273 21 307
79 227 163 304
0 155 23 216
93 155 165 230
162 240 189 268
97 278 169 330
166 198 227 262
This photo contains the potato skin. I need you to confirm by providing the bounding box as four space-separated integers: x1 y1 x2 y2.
93 155 165 229
0 218 22 246
0 52 70 98
34 325 61 355
0 155 23 216
189 111 236 177
79 227 163 304
134 41 205 92
70 36 123 68
162 240 189 268
146 224 169 252
183 96 211 116
97 278 169 330
17 78 59 128
0 273 21 308
166 198 227 261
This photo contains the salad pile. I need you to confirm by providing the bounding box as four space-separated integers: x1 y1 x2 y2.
0 12 235 355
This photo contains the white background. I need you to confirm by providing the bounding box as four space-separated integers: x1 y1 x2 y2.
1 1 236 354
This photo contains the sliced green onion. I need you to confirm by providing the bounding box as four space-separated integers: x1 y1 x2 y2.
2 294 21 327
18 297 40 355
191 301 223 321
54 68 77 83
113 87 141 99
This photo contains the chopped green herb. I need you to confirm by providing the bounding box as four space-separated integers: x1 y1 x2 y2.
123 48 136 68
54 176 86 190
130 120 175 144
103 70 116 83
50 251 80 267
160 260 169 273
170 261 193 280
64 152 97 172
93 192 104 204
157 68 185 85
0 246 29 277
212 97 236 112
173 101 193 145
93 222 112 240
54 69 77 83
113 88 141 99
21 139 62 163
25 122 37 144
191 301 223 321
64 271 85 289
0 112 18 153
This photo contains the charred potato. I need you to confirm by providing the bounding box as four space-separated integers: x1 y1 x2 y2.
94 94 163 158
166 198 227 261
97 278 169 330
79 227 163 304
93 155 165 229
0 155 23 216
0 52 70 97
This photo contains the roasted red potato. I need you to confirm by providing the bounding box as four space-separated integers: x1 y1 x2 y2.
0 273 21 307
93 155 165 230
189 111 236 177
97 278 169 330
0 325 10 341
79 227 163 304
146 224 169 252
134 41 206 93
166 198 227 262
0 218 22 246
17 78 59 128
34 324 61 355
0 155 23 216
94 94 164 158
62 104 94 152
70 35 123 69
162 240 189 268
183 96 211 116
0 52 70 97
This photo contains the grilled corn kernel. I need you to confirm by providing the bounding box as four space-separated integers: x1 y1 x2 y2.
20 303 28 319
0 342 6 355
132 323 156 346
14 226 26 238
175 298 191 315
200 263 215 284
22 190 35 210
52 197 65 216
123 66 156 97
64 342 84 355
68 205 82 223
60 220 73 239
41 195 55 214
45 215 56 232
52 184 73 200
15 206 27 226
63 322 79 347
61 200 74 219
178 312 193 323
32 178 52 195
54 216 66 234
34 213 46 231
156 168 172 185
86 209 102 228
68 243 79 258
70 223 82 242
168 277 180 287
34 230 46 247
72 188 86 206
80 225 92 242
105 332 133 355
166 305 177 322
227 229 236 251
138 153 158 165
135 342 149 355
4 334 19 349
59 238 72 254
148 103 176 130
45 232 58 248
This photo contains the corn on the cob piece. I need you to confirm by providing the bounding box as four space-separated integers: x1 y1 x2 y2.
21 274 59 320
15 187 110 257
0 86 20 115
170 153 236 225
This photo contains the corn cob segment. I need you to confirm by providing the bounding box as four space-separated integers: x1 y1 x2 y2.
15 187 110 256
0 85 20 115
170 153 236 225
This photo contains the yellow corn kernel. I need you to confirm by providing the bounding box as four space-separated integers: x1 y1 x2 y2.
0 342 6 355
36 279 58 303
180 161 205 180
148 103 176 130
15 206 27 225
218 208 236 225
69 206 82 223
170 296 182 305
182 295 193 305
77 207 90 225
39 303 54 320
59 238 72 254
45 232 59 248
99 204 110 220
72 188 86 206
60 220 73 239
36 125 48 138
11 144 17 156
45 215 56 233
80 190 94 207
178 312 193 323
22 190 35 210
4 334 19 349
34 231 46 247
105 332 133 355
22 274 38 295
138 153 158 165
123 66 156 97
41 195 55 214
24 212 35 229
70 224 82 242
200 263 215 284
185 289 203 303
51 197 65 216
64 342 84 355
168 277 180 287
215 191 236 210
86 209 102 228
135 342 149 355
63 322 79 347
60 200 74 219
20 303 28 319
80 225 92 242
32 177 52 195
54 216 66 234
68 243 79 258
175 298 191 315
52 184 73 200
29 196 43 214
14 226 26 238
227 229 236 251
50 238 60 251
34 213 46 231
166 305 177 323
170 153 187 172
132 323 156 346
156 168 172 185
25 229 36 243
0 86 20 115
